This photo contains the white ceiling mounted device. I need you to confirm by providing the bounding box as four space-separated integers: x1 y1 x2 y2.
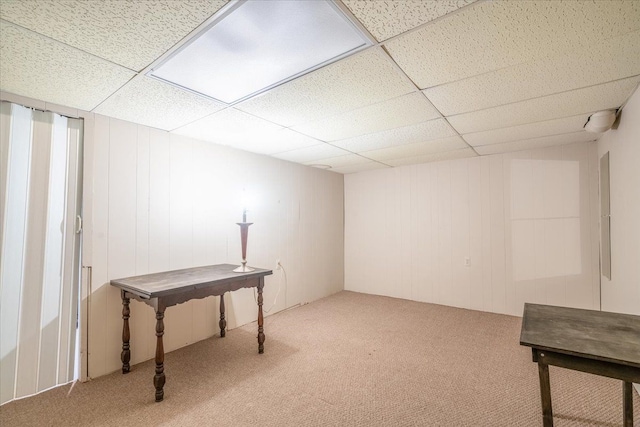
584 110 617 133
148 0 373 105
309 164 332 170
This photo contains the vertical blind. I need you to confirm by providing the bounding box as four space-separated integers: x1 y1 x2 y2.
0 102 83 405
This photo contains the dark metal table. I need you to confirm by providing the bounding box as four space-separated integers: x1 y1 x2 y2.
520 303 640 427
110 264 272 402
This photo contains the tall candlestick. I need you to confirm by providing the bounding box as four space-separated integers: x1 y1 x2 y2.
233 215 254 273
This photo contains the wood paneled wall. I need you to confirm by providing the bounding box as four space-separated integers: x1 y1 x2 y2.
345 142 600 316
87 115 344 378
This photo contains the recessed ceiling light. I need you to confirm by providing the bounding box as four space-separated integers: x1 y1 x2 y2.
309 164 332 170
148 0 373 104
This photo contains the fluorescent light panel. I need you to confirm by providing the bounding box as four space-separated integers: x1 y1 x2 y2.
149 0 372 104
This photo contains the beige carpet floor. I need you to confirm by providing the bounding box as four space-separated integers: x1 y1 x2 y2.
1 291 638 426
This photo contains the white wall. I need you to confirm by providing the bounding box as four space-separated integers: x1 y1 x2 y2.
345 142 600 317
86 114 344 378
597 87 640 316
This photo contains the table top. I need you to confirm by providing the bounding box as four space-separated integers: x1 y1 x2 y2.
110 264 272 299
520 303 640 368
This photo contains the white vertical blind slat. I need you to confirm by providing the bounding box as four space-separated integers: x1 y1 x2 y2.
0 104 32 404
38 113 69 391
15 110 53 398
68 119 83 381
58 118 81 383
0 103 12 248
0 103 82 405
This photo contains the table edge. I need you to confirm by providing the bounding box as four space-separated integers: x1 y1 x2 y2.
520 303 640 369
110 265 273 298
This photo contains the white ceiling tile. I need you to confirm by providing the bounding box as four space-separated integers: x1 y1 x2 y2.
362 136 468 162
234 128 323 155
292 92 440 142
425 30 640 115
331 162 389 175
273 144 352 163
0 0 227 71
172 108 284 148
385 148 477 167
304 154 372 168
343 0 477 42
0 22 135 111
235 48 415 127
463 115 591 147
93 76 225 131
385 1 640 88
448 76 640 134
332 118 455 153
474 132 598 156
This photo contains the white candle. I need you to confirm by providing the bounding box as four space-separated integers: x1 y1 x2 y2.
243 209 247 223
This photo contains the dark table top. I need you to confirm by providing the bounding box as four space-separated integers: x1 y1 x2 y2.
520 303 640 368
110 264 273 299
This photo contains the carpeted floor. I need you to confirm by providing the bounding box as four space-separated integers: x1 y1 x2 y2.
1 291 638 426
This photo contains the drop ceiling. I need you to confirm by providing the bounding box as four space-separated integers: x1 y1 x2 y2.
1 0 639 174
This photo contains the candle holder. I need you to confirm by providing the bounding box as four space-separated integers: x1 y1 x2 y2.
233 221 255 273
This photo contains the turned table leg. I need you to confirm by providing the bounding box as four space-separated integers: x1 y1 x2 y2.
154 306 166 402
623 381 633 427
121 291 131 374
257 279 265 354
219 293 226 337
538 361 553 427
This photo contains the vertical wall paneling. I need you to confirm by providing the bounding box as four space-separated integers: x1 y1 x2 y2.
529 150 547 305
88 114 109 378
436 162 453 306
135 126 150 275
479 157 493 312
130 126 150 364
80 112 95 382
450 159 470 309
508 151 535 311
489 155 506 314
502 152 515 314
597 86 640 316
409 165 429 303
165 136 194 352
587 143 601 310
408 166 420 301
541 146 567 307
146 128 171 358
345 142 600 317
425 165 438 303
148 129 171 274
106 118 137 372
190 139 216 342
87 115 345 378
396 168 412 301
467 159 483 311
562 144 592 309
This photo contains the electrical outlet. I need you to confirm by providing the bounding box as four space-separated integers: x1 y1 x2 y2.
275 259 281 270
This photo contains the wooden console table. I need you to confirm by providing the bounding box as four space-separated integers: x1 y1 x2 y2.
520 303 640 427
110 264 272 402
